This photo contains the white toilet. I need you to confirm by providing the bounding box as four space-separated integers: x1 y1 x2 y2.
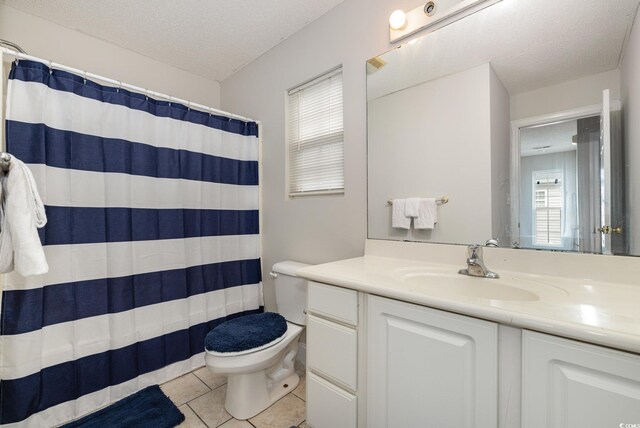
204 261 309 420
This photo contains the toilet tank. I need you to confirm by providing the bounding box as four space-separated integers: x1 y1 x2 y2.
271 261 310 325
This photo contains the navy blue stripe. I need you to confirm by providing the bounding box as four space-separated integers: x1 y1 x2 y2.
0 306 264 425
0 259 262 336
6 121 258 185
9 60 258 137
38 207 259 245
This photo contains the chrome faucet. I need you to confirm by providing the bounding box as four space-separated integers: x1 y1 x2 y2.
458 244 500 279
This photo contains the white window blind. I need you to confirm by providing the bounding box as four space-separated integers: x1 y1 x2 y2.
287 68 344 196
533 171 563 246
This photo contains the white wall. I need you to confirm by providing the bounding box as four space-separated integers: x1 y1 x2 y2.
490 65 511 246
0 4 220 107
510 69 620 121
367 64 493 244
621 6 640 254
220 0 421 310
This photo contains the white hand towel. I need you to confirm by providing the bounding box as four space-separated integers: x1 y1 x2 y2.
391 199 411 229
404 198 420 218
0 157 48 276
414 198 438 229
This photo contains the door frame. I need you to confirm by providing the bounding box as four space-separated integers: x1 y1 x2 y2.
509 101 621 249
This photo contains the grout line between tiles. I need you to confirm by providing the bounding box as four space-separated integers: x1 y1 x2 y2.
247 390 306 427
193 373 213 391
180 386 215 409
186 401 210 428
214 415 233 427
192 369 211 385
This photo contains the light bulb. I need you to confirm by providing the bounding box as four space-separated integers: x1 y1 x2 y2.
389 10 407 30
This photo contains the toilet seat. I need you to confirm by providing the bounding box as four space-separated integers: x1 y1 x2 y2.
205 322 303 375
204 312 288 356
206 332 287 357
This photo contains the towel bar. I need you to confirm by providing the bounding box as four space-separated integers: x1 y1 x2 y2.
387 196 448 205
0 152 11 172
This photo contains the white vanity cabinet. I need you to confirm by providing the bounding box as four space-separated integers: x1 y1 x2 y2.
522 330 640 428
367 295 498 428
306 281 360 428
304 278 640 428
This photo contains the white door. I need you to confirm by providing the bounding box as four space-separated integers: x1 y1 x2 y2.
522 330 640 428
600 88 613 254
367 295 498 428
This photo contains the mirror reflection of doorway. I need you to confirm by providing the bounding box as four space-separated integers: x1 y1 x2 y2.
516 109 625 254
519 119 582 251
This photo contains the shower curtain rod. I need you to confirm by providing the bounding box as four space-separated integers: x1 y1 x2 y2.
0 47 259 124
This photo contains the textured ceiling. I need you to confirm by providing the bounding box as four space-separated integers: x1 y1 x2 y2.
521 120 578 157
368 0 640 100
1 0 344 82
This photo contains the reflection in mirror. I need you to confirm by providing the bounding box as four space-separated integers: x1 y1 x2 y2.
367 0 640 256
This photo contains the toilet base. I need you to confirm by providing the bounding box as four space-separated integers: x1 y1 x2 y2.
225 371 300 420
223 341 301 420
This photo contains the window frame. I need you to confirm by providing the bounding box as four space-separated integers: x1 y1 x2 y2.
285 66 344 198
532 169 564 248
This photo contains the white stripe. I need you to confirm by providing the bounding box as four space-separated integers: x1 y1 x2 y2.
5 235 260 291
0 283 261 380
2 354 207 428
29 165 258 210
7 80 258 161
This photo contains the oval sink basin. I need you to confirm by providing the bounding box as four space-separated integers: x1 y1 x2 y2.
403 274 540 302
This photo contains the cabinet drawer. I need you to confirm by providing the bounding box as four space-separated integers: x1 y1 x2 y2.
307 315 358 391
307 372 357 428
308 281 358 326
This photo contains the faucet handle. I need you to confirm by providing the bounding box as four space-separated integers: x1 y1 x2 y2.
485 238 499 247
468 244 482 259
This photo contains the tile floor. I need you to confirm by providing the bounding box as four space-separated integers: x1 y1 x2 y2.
160 363 307 428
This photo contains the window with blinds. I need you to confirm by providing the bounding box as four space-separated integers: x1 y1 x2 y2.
533 170 563 246
287 67 344 196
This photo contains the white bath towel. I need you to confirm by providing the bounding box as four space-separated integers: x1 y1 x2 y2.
0 157 48 276
404 198 421 218
414 198 438 229
391 199 411 229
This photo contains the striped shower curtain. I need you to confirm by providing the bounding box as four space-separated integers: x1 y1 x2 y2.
0 60 262 427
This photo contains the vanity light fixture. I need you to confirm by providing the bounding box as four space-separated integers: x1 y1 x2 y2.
389 0 503 43
389 10 408 31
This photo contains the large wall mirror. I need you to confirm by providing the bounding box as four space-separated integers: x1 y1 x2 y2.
367 0 640 256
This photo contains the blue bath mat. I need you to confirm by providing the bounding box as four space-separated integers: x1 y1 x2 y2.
61 385 184 428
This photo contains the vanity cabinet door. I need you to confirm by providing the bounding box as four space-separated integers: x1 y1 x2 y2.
367 295 498 428
522 330 640 428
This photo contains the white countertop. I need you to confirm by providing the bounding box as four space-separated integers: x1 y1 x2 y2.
297 254 640 354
